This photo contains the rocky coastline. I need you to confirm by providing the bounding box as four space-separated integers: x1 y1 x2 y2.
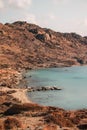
0 21 87 130
0 68 87 130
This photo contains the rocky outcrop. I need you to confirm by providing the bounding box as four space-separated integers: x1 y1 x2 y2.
1 21 87 130
27 86 62 92
0 21 87 70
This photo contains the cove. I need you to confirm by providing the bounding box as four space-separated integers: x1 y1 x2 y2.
26 66 87 110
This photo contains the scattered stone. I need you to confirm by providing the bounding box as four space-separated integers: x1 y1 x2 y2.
0 21 87 130
27 86 62 92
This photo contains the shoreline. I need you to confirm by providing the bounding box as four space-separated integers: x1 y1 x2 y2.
25 66 87 111
1 20 87 129
0 87 32 104
1 68 87 130
12 88 32 104
1 65 87 110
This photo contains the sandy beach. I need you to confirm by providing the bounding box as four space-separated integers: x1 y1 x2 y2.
12 88 32 103
0 67 87 130
0 86 87 130
0 87 32 103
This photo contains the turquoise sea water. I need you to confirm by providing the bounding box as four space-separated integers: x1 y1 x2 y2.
26 66 87 110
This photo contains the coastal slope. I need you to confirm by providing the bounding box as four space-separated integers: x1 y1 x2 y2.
0 21 87 69
0 21 87 130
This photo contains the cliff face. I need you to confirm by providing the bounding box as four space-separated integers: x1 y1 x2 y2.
0 21 87 69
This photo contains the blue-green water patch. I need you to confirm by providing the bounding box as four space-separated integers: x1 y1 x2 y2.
26 66 87 110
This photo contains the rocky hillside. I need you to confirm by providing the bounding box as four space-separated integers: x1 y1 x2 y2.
0 21 87 69
1 21 87 130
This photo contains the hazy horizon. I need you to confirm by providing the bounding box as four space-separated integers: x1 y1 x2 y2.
0 0 87 36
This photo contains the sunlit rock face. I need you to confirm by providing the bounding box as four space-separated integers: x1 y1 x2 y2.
0 21 87 70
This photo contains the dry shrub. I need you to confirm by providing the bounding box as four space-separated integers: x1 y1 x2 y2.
43 124 58 130
4 117 22 130
44 112 73 127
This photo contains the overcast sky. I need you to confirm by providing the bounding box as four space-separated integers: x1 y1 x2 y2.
0 0 87 36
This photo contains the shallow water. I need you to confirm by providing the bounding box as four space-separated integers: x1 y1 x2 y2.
26 66 87 110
